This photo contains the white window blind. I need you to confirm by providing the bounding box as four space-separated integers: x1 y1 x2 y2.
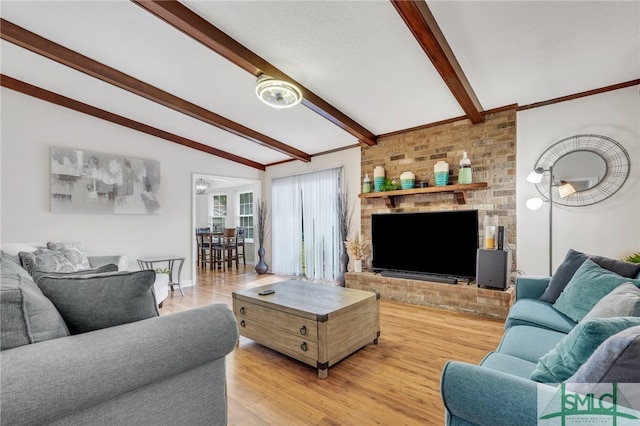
272 167 341 280
210 194 227 231
238 192 254 240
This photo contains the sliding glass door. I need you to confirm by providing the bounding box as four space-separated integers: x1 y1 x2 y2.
272 167 342 280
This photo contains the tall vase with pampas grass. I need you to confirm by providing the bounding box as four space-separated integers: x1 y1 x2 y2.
255 198 269 274
345 233 371 273
335 191 353 286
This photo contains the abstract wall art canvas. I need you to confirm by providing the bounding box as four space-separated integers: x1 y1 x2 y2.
51 147 161 214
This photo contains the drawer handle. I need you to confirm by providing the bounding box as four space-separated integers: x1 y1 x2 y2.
240 320 246 328
299 326 307 335
239 307 245 315
300 342 307 352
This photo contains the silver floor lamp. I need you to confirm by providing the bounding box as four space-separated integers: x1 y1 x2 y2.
527 166 575 276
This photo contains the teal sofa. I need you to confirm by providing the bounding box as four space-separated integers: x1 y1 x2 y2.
440 250 640 426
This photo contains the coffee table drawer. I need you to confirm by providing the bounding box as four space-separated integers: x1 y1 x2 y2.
238 318 318 365
234 301 318 341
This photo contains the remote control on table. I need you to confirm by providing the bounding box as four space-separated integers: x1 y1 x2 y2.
258 289 275 296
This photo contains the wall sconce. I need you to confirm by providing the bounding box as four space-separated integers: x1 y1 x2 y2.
526 166 576 275
195 179 210 195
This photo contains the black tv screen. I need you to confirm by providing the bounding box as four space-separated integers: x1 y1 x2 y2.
371 210 479 280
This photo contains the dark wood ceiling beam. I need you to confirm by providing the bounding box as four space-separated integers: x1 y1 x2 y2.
0 18 310 162
518 79 640 111
1 75 266 170
131 0 377 146
391 1 485 124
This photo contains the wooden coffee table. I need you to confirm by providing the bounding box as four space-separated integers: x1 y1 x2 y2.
232 280 380 378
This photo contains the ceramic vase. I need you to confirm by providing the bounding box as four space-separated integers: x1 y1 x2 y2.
336 250 349 286
354 259 363 273
255 246 269 274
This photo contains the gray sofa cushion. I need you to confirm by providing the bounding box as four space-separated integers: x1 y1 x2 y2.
583 282 640 320
497 325 567 364
1 258 70 350
480 352 539 380
539 249 640 303
504 299 576 333
34 270 159 334
1 251 34 281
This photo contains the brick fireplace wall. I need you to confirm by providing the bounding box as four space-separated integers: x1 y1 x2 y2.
360 109 517 252
350 109 518 318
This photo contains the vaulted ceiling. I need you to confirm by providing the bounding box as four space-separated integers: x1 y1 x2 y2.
2 1 638 171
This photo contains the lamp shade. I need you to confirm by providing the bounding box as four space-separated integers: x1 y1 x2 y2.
558 182 576 198
527 168 545 183
526 197 544 210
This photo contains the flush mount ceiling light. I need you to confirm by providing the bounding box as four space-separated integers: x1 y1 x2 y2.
255 74 302 109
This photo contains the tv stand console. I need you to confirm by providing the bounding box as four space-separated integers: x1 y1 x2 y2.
380 270 458 284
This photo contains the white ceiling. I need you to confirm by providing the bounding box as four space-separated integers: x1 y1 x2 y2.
1 1 638 169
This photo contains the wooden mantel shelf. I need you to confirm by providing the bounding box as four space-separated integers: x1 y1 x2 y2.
358 182 488 208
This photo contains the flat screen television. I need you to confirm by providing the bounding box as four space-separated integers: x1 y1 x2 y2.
371 210 479 281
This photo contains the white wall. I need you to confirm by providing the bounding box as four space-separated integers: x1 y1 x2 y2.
517 87 640 276
261 148 362 271
0 89 262 285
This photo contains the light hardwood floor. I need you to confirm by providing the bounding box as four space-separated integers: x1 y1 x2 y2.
161 265 506 425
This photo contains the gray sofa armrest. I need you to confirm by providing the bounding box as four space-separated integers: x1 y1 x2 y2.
1 304 238 426
88 254 128 271
441 361 556 425
515 276 551 301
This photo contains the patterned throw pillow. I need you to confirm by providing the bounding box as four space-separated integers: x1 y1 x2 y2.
19 249 77 276
47 242 91 269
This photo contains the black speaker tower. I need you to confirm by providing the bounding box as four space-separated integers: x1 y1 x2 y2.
476 249 512 290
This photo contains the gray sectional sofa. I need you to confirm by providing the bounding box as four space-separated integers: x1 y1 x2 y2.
0 250 239 425
440 249 640 425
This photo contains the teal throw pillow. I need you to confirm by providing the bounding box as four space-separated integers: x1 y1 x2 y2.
566 325 640 384
553 259 640 322
530 317 640 383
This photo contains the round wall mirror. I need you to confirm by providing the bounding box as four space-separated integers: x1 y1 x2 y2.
552 151 607 192
533 134 630 207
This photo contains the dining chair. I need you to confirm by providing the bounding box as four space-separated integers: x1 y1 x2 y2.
213 228 238 270
236 227 246 265
195 228 210 267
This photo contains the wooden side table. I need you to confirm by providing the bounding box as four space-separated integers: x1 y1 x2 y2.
137 256 185 296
